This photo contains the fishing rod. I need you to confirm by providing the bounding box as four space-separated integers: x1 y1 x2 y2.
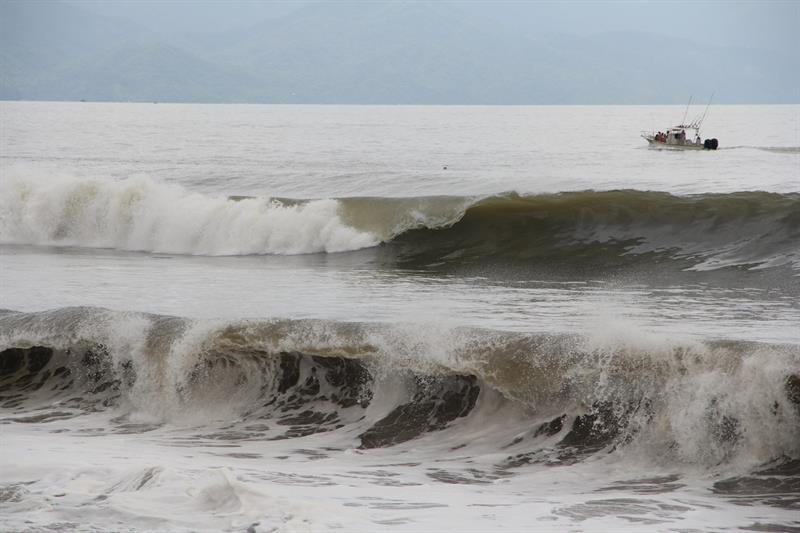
696 92 714 128
681 95 693 126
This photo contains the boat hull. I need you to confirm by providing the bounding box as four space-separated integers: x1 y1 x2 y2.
643 136 707 150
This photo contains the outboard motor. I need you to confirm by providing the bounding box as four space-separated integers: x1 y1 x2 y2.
703 138 719 150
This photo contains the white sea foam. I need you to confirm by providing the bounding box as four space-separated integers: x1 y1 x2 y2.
0 171 379 255
2 307 798 467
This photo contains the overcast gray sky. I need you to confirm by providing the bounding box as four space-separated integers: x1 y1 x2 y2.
69 0 798 52
3 0 797 103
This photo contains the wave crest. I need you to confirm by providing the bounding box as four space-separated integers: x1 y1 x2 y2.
2 171 799 271
1 307 798 467
0 173 377 254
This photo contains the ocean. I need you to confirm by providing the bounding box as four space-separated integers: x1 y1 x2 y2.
0 101 798 532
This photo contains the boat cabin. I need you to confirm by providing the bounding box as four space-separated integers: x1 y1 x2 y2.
670 127 698 145
656 126 703 146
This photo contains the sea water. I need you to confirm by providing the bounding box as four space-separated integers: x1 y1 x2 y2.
1 102 798 532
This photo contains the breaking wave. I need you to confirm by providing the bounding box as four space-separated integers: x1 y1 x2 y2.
2 173 798 271
2 307 798 469
0 173 378 255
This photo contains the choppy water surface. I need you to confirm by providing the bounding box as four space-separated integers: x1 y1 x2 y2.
1 102 799 532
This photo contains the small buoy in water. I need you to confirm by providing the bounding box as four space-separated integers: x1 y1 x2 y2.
443 166 448 170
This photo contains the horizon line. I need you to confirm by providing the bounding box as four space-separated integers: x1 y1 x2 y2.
3 99 798 107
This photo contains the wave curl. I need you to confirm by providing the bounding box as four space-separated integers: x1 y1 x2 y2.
1 307 798 467
2 173 798 271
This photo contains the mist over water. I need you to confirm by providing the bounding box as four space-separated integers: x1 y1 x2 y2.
1 102 799 532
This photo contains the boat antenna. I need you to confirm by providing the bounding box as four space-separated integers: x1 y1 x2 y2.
681 95 693 126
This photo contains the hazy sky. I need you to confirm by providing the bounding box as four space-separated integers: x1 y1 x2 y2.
69 0 798 52
3 0 797 103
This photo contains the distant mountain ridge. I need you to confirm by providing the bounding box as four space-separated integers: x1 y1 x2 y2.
1 0 797 104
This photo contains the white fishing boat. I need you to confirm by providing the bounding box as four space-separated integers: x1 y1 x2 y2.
641 96 718 150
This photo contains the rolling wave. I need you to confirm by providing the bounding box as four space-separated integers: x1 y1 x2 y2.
2 172 798 271
2 307 798 467
376 190 800 272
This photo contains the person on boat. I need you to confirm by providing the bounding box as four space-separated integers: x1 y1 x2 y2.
695 135 702 145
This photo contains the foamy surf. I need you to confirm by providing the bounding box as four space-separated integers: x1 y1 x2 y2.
1 306 799 532
0 173 379 255
2 307 798 464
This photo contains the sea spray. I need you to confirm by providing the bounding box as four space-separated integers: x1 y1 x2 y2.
0 173 378 255
2 307 797 467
